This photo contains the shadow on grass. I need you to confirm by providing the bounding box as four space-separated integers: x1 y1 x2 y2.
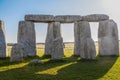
40 55 51 59
0 55 41 67
0 56 118 80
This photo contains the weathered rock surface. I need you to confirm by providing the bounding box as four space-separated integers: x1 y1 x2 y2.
74 21 91 56
30 59 44 64
0 20 6 58
82 14 109 22
25 15 54 22
51 22 64 60
10 43 23 62
55 15 82 23
18 21 36 57
52 37 64 60
45 22 54 55
82 38 96 59
74 22 79 56
98 20 119 56
74 21 96 59
25 14 109 23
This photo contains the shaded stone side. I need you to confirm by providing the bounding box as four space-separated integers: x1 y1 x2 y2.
10 43 23 62
44 22 54 55
74 21 96 59
0 20 6 58
74 22 80 56
17 21 36 57
51 22 64 60
98 20 119 56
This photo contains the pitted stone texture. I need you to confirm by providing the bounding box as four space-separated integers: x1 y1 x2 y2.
51 22 64 60
30 59 44 64
82 14 109 22
25 15 54 22
74 21 91 56
55 15 82 23
74 21 96 59
52 37 64 60
18 21 36 57
80 38 96 59
74 22 79 56
0 20 6 58
45 22 54 55
98 20 119 56
10 44 23 62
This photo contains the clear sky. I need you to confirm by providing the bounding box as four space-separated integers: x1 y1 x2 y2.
0 0 120 43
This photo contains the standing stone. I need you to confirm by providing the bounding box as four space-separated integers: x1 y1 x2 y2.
10 43 23 62
74 21 96 59
74 22 80 56
98 20 119 56
83 38 96 59
0 20 6 58
45 23 54 55
51 22 64 60
18 21 36 57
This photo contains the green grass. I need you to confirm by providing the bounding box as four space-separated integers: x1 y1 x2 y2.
0 47 120 80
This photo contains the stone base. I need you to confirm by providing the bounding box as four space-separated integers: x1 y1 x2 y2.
10 44 23 62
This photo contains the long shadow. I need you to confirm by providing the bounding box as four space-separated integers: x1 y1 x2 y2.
34 56 118 80
0 57 11 67
0 55 41 67
0 56 118 80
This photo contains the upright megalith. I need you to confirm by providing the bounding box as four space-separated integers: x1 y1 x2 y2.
18 21 36 57
74 21 96 59
51 22 64 60
74 22 80 56
45 23 54 56
0 20 6 58
98 20 119 56
10 43 23 62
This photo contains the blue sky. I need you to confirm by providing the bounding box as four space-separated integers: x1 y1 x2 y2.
0 0 120 43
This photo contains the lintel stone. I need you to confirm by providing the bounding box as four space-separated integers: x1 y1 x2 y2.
82 14 109 22
54 15 82 23
25 15 54 22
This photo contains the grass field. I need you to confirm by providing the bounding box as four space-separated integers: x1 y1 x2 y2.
0 45 120 80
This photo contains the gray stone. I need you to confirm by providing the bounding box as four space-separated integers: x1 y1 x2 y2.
10 43 23 62
51 22 64 60
74 22 79 56
30 59 44 64
74 21 96 59
82 14 109 22
74 21 91 56
18 21 36 57
45 22 54 55
25 15 54 22
0 20 6 58
98 20 119 56
81 38 96 59
52 37 64 60
55 15 82 23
